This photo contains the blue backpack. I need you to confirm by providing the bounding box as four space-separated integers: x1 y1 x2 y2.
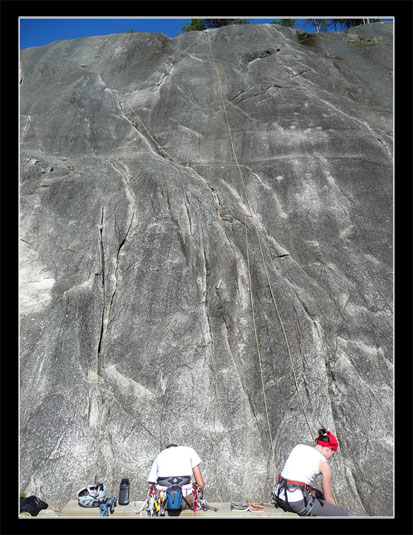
166 485 183 510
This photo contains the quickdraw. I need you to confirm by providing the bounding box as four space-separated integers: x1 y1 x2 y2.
134 485 166 517
191 484 218 513
190 483 201 515
151 485 165 517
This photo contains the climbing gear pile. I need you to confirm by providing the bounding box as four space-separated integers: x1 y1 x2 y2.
149 485 165 516
74 482 117 516
76 483 107 507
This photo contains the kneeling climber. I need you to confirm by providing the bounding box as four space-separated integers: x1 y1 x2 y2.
147 444 205 515
272 428 349 516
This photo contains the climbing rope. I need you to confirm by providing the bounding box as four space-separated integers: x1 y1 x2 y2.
206 31 342 505
116 27 336 505
244 212 277 480
124 27 336 505
121 26 316 452
207 31 317 467
207 33 277 480
117 27 322 487
254 219 316 442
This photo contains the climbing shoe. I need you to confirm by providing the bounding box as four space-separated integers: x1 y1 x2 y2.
248 501 265 512
230 500 265 512
230 500 249 512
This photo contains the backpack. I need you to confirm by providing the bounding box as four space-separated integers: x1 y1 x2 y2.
20 495 48 517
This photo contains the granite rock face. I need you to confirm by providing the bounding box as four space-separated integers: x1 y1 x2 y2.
20 22 393 514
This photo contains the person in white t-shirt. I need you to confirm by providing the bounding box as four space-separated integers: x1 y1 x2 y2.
272 428 349 516
147 444 205 508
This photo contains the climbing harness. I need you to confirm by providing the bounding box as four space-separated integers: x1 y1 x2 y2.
158 475 191 487
272 476 315 516
134 483 217 517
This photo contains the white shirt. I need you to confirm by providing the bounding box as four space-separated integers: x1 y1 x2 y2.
277 444 327 502
147 446 202 495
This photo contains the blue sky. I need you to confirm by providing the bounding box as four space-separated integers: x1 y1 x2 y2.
19 17 368 49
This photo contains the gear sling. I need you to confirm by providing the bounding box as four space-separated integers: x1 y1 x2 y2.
273 475 317 516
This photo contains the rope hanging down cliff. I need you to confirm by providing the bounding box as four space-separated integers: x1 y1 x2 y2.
207 31 317 479
124 30 317 454
122 29 316 475
121 28 336 503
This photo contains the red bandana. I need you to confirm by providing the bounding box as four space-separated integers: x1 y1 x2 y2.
316 430 338 451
